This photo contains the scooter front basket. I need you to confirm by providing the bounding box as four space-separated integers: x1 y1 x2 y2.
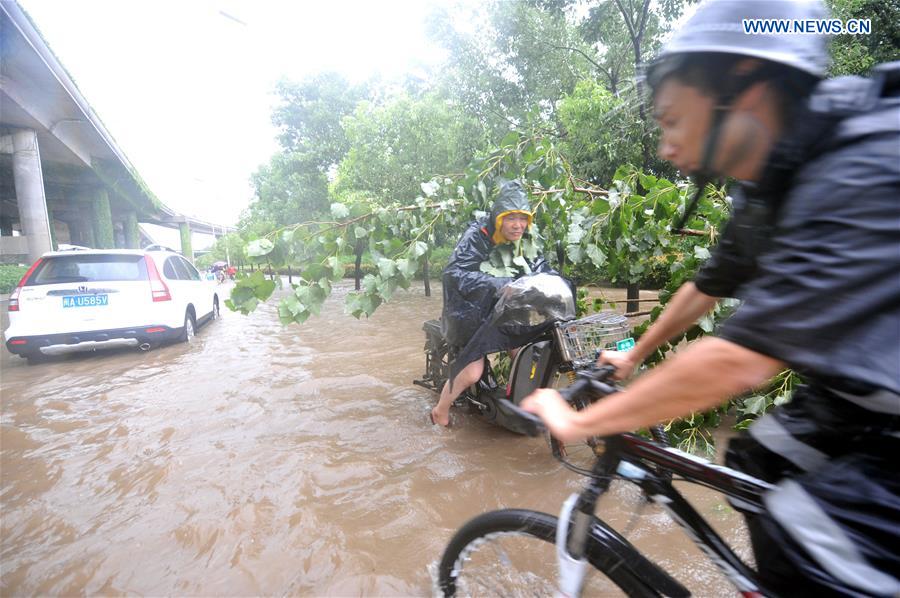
553 312 630 368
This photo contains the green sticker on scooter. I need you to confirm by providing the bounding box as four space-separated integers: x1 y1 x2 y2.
616 337 635 351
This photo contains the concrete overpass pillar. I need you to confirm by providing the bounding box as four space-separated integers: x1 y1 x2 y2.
47 210 59 250
11 129 53 262
81 218 97 249
179 222 193 262
69 209 96 249
91 187 114 249
123 212 140 249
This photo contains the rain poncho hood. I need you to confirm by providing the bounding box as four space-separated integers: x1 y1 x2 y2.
488 181 534 244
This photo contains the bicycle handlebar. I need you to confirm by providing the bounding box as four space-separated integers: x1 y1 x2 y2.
497 400 547 437
558 365 619 403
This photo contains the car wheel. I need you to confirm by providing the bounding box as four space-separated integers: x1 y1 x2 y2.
212 298 220 321
25 352 49 365
181 310 196 343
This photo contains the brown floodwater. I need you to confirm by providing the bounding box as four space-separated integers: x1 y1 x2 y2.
1 281 750 596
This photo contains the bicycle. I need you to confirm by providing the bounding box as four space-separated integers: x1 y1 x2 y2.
437 366 773 597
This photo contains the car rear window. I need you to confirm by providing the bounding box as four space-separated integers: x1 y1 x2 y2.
27 255 148 285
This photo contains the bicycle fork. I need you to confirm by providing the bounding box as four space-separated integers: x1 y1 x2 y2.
555 449 617 598
555 493 592 598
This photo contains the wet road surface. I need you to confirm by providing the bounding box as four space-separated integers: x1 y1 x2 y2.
1 281 750 595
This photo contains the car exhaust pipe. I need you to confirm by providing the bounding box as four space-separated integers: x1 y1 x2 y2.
139 343 151 351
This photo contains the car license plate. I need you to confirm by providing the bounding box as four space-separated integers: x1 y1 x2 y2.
62 294 109 308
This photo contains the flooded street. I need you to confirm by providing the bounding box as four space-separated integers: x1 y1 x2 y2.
1 281 750 596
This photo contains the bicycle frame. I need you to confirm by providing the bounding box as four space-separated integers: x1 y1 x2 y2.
559 433 774 597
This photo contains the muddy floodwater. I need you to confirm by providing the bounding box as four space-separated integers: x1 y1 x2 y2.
1 281 750 596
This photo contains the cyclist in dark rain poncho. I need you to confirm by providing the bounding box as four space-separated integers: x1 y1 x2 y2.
431 181 557 427
523 0 899 594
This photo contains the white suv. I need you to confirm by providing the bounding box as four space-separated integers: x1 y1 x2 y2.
4 247 220 363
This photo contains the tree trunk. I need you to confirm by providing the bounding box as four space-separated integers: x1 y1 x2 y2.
354 242 363 291
555 241 567 272
423 255 431 297
287 265 292 285
626 283 640 314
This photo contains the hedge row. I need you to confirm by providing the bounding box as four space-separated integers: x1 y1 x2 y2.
0 265 28 294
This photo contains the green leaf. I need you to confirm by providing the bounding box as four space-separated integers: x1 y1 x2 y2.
408 241 428 259
586 244 607 268
521 237 538 260
318 277 332 296
345 292 382 319
326 256 342 280
254 279 277 301
501 131 519 147
694 246 712 260
479 261 513 277
361 274 379 294
742 395 769 416
420 181 439 197
377 258 397 278
477 180 487 202
512 255 531 273
566 225 585 245
566 244 584 263
246 238 274 257
591 200 609 215
376 276 399 301
639 173 658 190
397 258 418 278
774 390 793 406
330 203 350 219
283 293 303 316
354 226 368 239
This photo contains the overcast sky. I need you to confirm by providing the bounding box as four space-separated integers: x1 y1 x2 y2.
18 0 450 227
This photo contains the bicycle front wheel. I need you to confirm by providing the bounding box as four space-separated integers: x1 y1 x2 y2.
438 509 656 597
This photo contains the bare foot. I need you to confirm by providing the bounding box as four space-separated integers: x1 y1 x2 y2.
430 407 450 427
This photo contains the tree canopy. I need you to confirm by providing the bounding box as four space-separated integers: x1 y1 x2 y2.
333 93 488 203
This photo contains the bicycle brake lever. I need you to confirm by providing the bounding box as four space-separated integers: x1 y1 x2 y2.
497 399 547 437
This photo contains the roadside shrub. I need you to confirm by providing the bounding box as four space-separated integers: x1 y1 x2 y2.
638 257 672 290
0 265 28 294
342 261 378 278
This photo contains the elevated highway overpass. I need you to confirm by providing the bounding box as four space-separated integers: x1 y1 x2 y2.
0 1 235 265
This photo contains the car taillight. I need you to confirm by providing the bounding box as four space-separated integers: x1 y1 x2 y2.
8 258 43 312
144 256 171 302
8 286 21 312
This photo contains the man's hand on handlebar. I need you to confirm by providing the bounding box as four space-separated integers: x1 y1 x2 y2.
520 389 583 444
597 349 639 380
521 366 619 444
